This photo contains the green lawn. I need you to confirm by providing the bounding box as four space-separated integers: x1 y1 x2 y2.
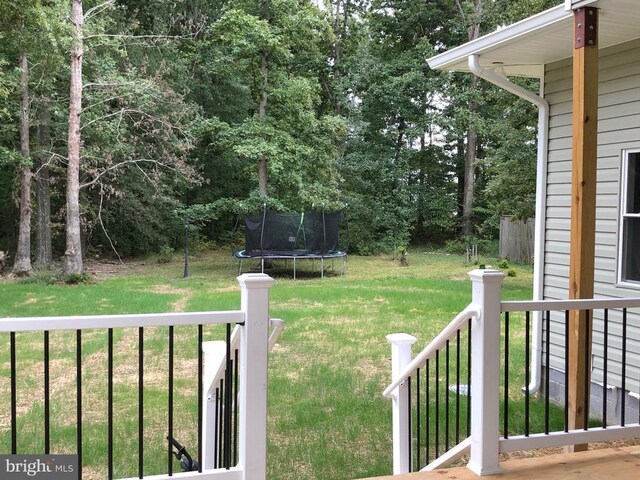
0 249 534 479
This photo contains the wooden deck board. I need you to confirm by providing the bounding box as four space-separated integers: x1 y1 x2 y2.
359 445 640 480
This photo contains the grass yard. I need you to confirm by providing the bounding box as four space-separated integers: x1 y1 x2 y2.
0 249 534 479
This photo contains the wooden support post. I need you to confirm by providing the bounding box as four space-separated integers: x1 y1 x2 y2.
567 6 598 452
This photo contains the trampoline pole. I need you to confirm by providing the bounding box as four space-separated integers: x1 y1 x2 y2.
294 257 296 280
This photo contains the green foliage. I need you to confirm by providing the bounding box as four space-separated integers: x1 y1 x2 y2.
203 1 345 213
498 259 510 269
17 271 92 285
155 245 174 264
61 272 92 284
0 0 557 263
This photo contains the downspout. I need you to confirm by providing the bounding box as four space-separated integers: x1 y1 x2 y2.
468 54 549 393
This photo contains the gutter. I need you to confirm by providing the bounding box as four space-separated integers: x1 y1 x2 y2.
427 5 570 74
468 54 549 393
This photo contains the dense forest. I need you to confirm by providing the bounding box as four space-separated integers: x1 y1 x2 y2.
0 0 560 275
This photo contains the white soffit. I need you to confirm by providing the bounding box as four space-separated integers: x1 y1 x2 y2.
427 0 640 78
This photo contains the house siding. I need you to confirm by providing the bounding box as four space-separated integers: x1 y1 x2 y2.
543 38 640 403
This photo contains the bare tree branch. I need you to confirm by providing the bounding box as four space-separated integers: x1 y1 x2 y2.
84 0 115 22
455 0 467 24
84 81 142 89
80 158 181 190
80 107 193 139
33 151 66 176
80 108 130 130
84 33 192 41
97 191 125 264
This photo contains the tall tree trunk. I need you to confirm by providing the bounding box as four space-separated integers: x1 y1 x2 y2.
455 136 465 220
460 0 483 237
13 51 33 277
64 0 84 275
35 96 52 268
329 0 344 115
461 83 478 237
258 52 269 197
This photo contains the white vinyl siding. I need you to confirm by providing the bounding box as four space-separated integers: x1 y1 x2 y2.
543 38 640 395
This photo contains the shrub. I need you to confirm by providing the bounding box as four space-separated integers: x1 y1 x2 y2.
62 272 92 284
17 272 92 285
156 245 174 263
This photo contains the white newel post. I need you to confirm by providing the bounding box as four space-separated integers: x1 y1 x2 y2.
387 333 417 474
467 269 505 476
237 273 274 480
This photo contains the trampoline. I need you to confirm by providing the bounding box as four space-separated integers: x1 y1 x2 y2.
233 210 347 279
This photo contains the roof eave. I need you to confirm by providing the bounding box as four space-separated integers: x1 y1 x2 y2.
427 4 571 72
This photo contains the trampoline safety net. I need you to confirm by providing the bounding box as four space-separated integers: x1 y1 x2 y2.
244 210 340 256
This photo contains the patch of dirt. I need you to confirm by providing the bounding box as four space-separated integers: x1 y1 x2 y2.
84 259 136 279
147 285 193 312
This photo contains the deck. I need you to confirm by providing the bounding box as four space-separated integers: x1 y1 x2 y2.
360 445 640 480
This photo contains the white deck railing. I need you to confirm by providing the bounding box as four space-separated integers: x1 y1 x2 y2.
386 269 640 476
0 273 276 480
202 318 284 470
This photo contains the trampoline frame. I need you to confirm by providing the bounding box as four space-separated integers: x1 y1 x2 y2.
233 250 347 279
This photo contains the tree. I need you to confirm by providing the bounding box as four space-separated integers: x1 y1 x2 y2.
13 51 33 276
63 0 84 274
0 3 35 275
0 0 68 274
207 1 344 211
454 0 483 237
339 0 461 251
0 0 562 259
34 96 53 268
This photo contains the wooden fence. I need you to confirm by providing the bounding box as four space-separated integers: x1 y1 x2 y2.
499 216 534 264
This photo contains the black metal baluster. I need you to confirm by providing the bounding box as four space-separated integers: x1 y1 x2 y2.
224 324 232 469
138 327 144 479
168 326 174 475
467 319 472 437
525 311 530 437
602 309 608 428
545 311 551 435
407 376 412 472
11 331 16 454
621 309 627 427
455 329 461 444
416 367 421 469
198 324 203 473
435 350 440 458
214 387 220 469
445 340 450 451
233 348 239 466
44 331 50 454
77 330 82 480
218 379 224 467
425 359 430 465
583 310 590 430
504 312 509 439
564 310 570 433
108 328 114 480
